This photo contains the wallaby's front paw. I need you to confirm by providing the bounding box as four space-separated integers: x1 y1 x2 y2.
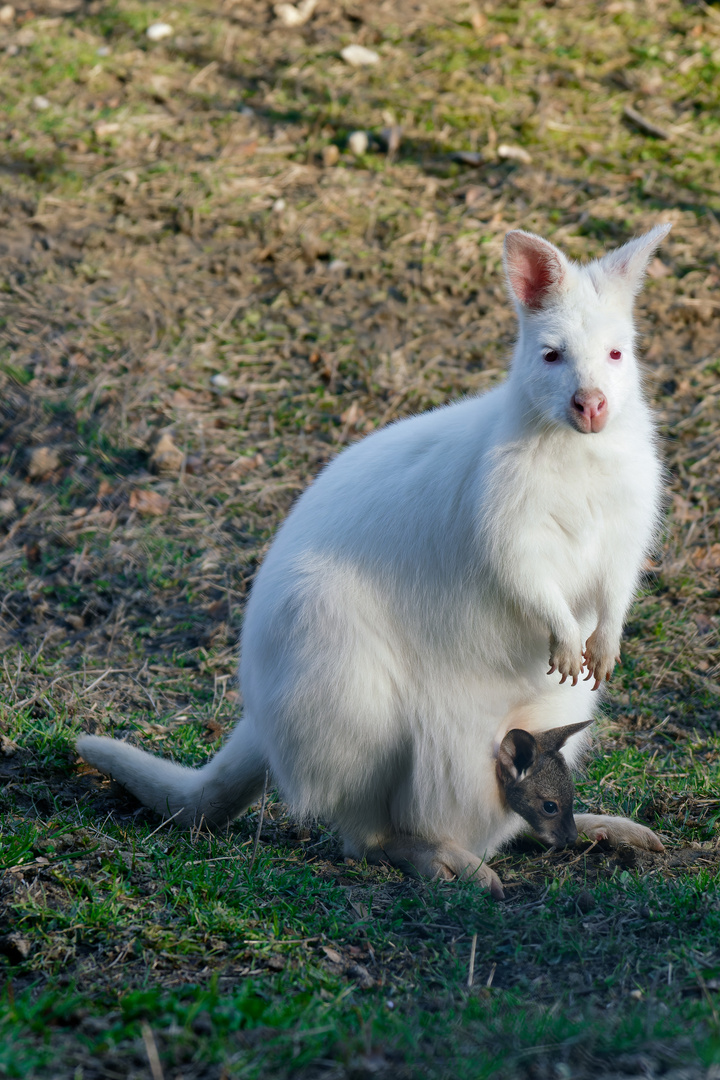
547 634 585 686
582 628 621 691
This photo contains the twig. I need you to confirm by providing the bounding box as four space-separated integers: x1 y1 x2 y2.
141 1022 165 1080
145 807 186 840
486 962 497 989
467 933 477 988
623 104 671 140
249 770 269 871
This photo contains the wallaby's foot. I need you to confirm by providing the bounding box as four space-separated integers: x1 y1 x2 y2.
582 628 621 691
375 837 504 899
574 813 664 852
547 632 584 687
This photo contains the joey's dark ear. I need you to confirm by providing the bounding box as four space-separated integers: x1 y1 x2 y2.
534 719 593 755
496 728 538 784
503 231 568 311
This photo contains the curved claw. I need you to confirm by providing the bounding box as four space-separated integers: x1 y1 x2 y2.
558 672 568 684
571 674 578 686
591 678 601 691
583 669 593 682
547 664 556 676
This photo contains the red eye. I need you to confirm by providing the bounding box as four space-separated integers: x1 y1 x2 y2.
609 349 622 361
544 350 560 363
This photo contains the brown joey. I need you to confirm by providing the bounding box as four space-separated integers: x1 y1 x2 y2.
495 720 593 847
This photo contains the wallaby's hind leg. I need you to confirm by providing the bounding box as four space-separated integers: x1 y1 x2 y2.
369 837 505 899
574 813 664 852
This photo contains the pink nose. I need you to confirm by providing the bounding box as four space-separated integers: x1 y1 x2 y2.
571 389 607 433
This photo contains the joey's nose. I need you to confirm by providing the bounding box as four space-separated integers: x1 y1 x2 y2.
565 821 578 847
571 388 607 433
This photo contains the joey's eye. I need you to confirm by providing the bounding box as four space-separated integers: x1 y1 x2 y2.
543 801 559 815
543 349 561 364
609 349 622 362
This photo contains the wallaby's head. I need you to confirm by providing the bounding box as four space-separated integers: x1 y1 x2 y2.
502 224 672 435
495 720 592 847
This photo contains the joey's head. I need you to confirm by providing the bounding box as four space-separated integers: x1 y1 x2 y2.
502 224 672 436
495 720 592 847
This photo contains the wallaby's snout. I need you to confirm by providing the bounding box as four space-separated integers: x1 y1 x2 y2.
570 388 607 434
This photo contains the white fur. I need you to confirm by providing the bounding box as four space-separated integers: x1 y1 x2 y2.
78 225 670 891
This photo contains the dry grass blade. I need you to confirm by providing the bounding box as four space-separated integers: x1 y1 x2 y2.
249 770 270 871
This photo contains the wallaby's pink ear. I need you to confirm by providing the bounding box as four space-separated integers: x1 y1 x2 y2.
534 719 592 755
503 231 567 311
599 223 672 294
496 728 538 784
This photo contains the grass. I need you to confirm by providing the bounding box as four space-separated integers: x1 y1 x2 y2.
0 0 719 1076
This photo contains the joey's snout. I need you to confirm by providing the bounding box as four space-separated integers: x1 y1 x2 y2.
537 814 578 849
570 388 607 433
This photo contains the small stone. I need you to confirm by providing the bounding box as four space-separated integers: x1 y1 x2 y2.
348 130 369 156
328 259 348 274
497 143 532 165
322 144 339 167
0 4 15 24
32 95 51 111
128 489 170 516
96 45 110 56
340 44 380 67
0 497 15 518
146 22 173 41
272 198 286 213
210 373 230 389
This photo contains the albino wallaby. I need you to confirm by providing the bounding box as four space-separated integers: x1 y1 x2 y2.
78 224 670 899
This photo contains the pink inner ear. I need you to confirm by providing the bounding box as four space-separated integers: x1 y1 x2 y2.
505 233 564 311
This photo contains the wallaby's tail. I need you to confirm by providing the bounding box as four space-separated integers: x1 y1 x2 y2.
77 721 268 829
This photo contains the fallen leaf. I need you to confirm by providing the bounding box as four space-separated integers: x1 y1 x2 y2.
0 734 18 757
227 452 264 475
27 446 61 479
129 489 170 516
692 545 720 570
322 946 343 964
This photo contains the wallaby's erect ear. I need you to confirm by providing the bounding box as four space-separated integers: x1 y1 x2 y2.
533 719 593 756
496 728 538 784
503 231 568 311
599 223 672 294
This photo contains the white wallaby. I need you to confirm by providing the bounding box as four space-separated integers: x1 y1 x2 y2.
78 224 671 898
